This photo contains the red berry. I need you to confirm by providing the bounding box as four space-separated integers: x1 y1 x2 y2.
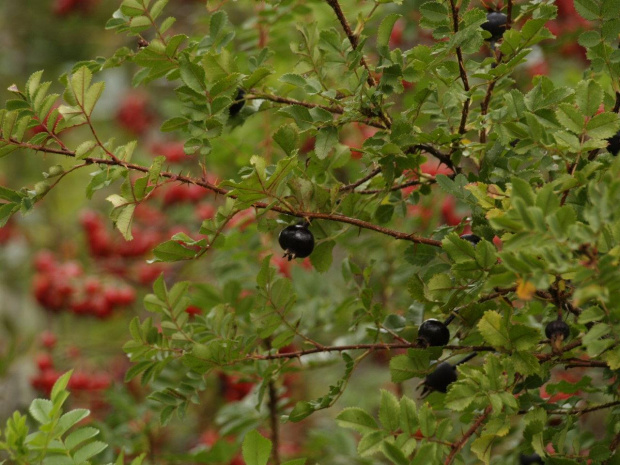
40 331 57 349
36 353 54 371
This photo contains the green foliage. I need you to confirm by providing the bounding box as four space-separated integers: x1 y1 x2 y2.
0 372 128 465
2 0 620 463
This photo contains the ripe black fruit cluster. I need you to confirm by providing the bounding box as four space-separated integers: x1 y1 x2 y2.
418 319 450 347
278 222 315 260
229 88 246 117
481 11 508 41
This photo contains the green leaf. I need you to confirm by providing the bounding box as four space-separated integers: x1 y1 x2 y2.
273 124 299 156
314 126 338 160
576 80 603 115
57 409 90 435
65 427 100 451
555 104 585 134
379 389 400 432
29 398 53 424
309 240 335 273
389 350 430 383
335 407 379 434
377 14 402 54
73 440 107 464
477 311 510 349
586 112 620 139
574 0 601 20
242 430 272 465
153 240 198 261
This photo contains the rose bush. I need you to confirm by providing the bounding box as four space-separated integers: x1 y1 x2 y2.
0 0 620 464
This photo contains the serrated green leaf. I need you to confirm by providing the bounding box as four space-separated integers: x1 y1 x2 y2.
477 311 510 349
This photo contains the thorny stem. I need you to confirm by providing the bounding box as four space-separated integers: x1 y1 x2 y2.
7 138 443 247
323 0 376 88
447 0 471 139
444 406 492 465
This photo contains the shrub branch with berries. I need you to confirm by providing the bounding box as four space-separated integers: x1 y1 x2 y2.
1 0 620 463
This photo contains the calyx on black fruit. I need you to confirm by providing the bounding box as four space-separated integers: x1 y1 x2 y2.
545 318 570 351
608 130 620 156
422 362 457 394
229 88 246 116
460 233 481 245
481 11 507 41
278 222 315 261
520 453 544 464
418 319 450 347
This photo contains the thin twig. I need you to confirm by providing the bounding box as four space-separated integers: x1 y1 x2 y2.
324 0 376 88
339 167 382 192
268 380 281 465
444 406 492 465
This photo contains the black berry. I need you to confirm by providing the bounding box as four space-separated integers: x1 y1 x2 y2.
481 11 507 42
278 223 315 260
608 130 620 156
229 88 246 117
520 453 544 464
545 319 569 341
418 319 450 347
460 234 481 246
423 362 457 393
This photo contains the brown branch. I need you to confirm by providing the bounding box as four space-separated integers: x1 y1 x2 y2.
339 167 382 192
9 139 443 247
444 405 492 465
506 0 514 29
480 79 497 143
268 380 281 465
447 0 470 138
243 343 494 362
542 400 620 416
248 92 344 114
247 92 387 129
324 0 377 88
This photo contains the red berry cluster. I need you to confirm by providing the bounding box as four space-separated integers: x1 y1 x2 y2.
116 93 155 135
32 250 136 318
80 208 171 286
31 331 111 396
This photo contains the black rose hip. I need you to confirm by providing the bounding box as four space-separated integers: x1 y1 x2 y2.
460 233 481 246
423 362 457 394
229 88 246 117
418 319 450 347
545 318 570 351
481 11 507 42
278 223 314 261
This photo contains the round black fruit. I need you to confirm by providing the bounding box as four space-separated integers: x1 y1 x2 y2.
520 453 544 464
229 88 246 117
418 319 450 347
424 362 457 393
460 233 481 246
608 130 620 156
278 223 315 260
481 11 507 41
545 319 570 341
